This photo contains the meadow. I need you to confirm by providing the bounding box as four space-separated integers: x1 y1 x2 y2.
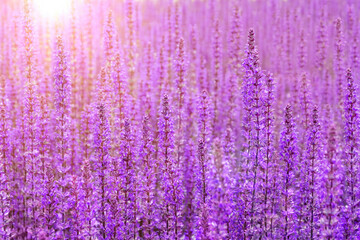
0 0 359 239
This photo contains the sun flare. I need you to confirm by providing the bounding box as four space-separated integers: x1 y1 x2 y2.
33 0 72 20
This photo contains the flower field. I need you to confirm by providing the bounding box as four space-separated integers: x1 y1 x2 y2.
0 0 359 239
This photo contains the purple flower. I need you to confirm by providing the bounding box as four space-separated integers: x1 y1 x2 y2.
241 29 266 238
320 125 342 239
279 105 298 239
53 35 72 236
93 103 111 239
138 114 157 239
104 11 115 61
158 94 183 239
341 68 360 238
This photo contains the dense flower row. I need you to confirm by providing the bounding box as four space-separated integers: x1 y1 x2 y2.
0 0 359 239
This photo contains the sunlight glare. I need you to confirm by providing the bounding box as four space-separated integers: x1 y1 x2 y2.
33 0 72 20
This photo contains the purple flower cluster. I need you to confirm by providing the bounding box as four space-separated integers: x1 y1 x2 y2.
0 0 360 239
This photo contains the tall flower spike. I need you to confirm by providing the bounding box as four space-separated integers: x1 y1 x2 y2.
120 119 137 239
79 143 95 238
197 90 212 204
23 0 35 85
241 29 265 238
53 35 72 235
111 53 129 164
157 36 166 100
279 105 298 239
23 73 40 233
321 125 341 239
158 94 174 237
0 76 9 179
22 0 41 234
196 90 214 240
77 32 88 112
346 6 359 76
85 0 95 104
97 67 111 108
158 94 182 239
303 106 323 239
284 10 293 75
346 6 359 74
341 68 360 238
41 158 58 238
79 106 93 171
112 53 128 123
126 0 136 94
166 4 173 93
139 42 153 117
262 72 276 237
138 114 157 239
212 137 232 239
108 147 122 238
197 56 208 92
223 71 237 174
315 10 327 72
174 37 186 169
53 35 71 167
350 30 359 75
241 29 261 171
93 103 111 239
299 73 312 134
227 5 242 146
298 29 306 71
189 26 198 93
212 19 222 134
182 141 196 240
68 175 81 238
245 29 259 68
0 76 10 238
8 16 21 126
69 0 79 126
104 10 115 62
38 95 56 238
173 3 181 51
334 18 345 108
229 5 243 83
